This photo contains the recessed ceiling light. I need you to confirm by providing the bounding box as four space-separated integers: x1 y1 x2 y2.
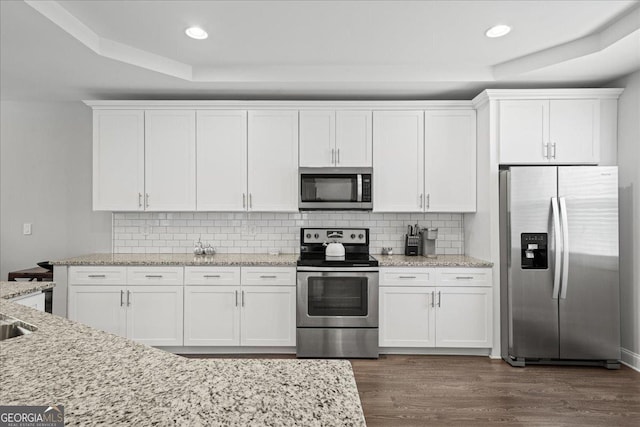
485 24 511 38
185 27 208 40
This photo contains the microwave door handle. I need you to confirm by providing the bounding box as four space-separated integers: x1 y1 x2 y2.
357 174 363 202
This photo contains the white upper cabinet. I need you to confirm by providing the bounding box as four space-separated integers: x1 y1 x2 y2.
373 111 425 212
93 110 144 211
299 110 372 167
424 110 476 212
499 99 599 164
299 110 335 167
144 110 196 211
247 110 299 211
196 110 247 211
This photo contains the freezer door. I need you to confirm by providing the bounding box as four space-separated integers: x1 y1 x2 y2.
505 167 559 359
558 167 620 360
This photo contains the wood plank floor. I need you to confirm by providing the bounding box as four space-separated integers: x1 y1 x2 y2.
183 354 640 426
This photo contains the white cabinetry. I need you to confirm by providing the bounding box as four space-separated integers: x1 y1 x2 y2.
424 110 476 212
184 266 296 347
11 291 46 312
499 99 599 164
374 110 476 212
379 267 492 349
247 111 298 211
373 111 424 212
92 110 144 211
299 110 372 167
68 266 184 346
144 110 196 211
196 111 247 211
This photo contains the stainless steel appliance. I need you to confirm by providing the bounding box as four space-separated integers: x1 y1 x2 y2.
296 227 379 358
299 167 372 210
500 166 620 369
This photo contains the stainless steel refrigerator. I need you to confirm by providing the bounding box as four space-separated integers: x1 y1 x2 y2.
499 166 620 369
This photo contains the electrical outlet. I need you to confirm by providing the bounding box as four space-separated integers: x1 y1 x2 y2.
23 223 32 235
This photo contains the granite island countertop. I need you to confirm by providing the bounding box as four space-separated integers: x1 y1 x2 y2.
0 280 55 299
0 283 365 426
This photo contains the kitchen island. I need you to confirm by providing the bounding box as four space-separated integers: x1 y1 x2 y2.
0 282 366 426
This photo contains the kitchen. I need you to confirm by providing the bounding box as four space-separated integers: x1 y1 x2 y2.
1 1 640 425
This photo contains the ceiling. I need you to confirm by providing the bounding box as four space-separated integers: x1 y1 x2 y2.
1 0 639 101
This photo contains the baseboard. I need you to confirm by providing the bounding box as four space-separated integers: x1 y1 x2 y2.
380 347 491 357
160 346 296 355
621 347 640 372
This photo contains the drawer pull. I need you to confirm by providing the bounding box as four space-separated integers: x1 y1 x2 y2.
399 276 416 279
203 275 221 278
259 275 277 279
455 276 474 280
88 274 106 278
145 275 163 278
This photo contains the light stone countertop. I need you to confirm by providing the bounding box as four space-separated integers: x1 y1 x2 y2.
51 253 299 266
377 254 493 267
52 253 492 268
0 282 366 426
0 280 55 299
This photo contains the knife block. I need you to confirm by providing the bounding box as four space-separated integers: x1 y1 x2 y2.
404 234 419 256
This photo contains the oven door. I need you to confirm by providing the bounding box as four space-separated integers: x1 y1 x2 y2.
297 267 378 328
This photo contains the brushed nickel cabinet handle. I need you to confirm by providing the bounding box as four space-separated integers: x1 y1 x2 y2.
235 290 238 307
127 290 131 306
138 193 142 208
145 275 163 278
204 275 221 278
543 143 549 159
242 193 246 209
249 193 252 209
419 193 423 209
120 290 124 307
145 193 150 208
431 290 435 308
426 194 430 210
337 148 340 164
437 291 441 307
88 274 106 278
241 291 245 307
398 276 416 279
551 142 557 159
259 275 277 279
455 276 474 280
331 148 335 164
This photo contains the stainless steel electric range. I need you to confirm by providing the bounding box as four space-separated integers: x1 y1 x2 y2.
296 227 379 358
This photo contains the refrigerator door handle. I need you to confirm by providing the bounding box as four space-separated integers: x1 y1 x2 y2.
559 197 570 299
551 197 562 299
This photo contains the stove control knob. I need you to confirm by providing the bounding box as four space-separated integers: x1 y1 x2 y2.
306 233 311 239
314 233 319 239
358 234 364 239
351 234 356 239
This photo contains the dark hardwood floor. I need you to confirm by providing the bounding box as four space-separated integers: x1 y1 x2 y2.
182 354 640 426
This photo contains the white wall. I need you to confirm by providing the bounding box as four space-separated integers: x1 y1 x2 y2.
0 101 111 280
608 70 640 368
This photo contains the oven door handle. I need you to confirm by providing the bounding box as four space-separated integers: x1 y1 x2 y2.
296 266 379 273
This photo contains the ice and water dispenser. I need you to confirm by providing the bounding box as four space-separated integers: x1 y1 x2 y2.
520 233 548 269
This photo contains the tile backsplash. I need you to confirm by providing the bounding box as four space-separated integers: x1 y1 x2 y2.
112 212 464 255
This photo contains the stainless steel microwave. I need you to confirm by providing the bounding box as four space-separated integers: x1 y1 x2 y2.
299 167 372 210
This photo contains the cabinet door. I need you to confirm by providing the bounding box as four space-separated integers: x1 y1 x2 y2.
144 110 196 211
126 285 184 346
184 286 240 346
424 110 476 212
373 111 424 212
93 110 144 210
379 286 435 347
498 100 549 164
550 99 599 164
196 110 247 211
336 110 372 167
299 110 335 167
240 286 296 346
68 286 127 337
435 287 492 348
247 111 299 211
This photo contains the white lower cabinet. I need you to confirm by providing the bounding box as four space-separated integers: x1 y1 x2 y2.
11 291 46 312
184 266 296 347
68 267 183 346
379 267 493 349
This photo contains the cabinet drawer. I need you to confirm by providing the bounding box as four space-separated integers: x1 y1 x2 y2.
185 267 241 285
241 267 296 286
69 266 127 285
436 268 492 287
127 267 184 285
380 268 436 286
